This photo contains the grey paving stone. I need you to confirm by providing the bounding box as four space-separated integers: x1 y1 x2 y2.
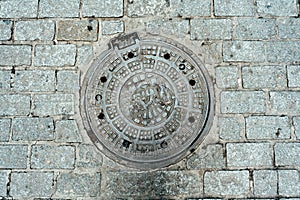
0 0 38 18
191 19 231 40
294 117 300 139
0 94 30 116
170 0 210 17
246 116 290 140
34 45 76 67
14 20 55 41
14 70 55 92
0 20 12 40
278 170 300 196
12 117 54 141
77 45 94 65
31 145 75 169
270 92 300 115
221 91 266 114
0 118 11 142
76 144 102 169
204 170 249 196
40 0 79 17
253 170 277 196
0 45 32 66
55 120 82 143
223 41 265 62
218 117 242 140
214 0 254 16
257 0 298 17
10 172 54 198
287 65 300 88
146 19 189 37
127 0 169 17
0 70 11 92
235 18 276 40
57 70 79 92
275 143 300 166
0 145 27 169
82 0 123 17
278 18 300 39
242 66 286 89
215 66 239 89
187 144 225 169
33 94 74 116
227 143 272 167
267 41 300 63
55 173 101 197
0 171 8 197
102 20 124 35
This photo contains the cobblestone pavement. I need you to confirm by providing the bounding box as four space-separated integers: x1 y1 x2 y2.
0 0 300 199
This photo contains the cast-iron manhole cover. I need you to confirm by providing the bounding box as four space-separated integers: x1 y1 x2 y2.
81 32 214 169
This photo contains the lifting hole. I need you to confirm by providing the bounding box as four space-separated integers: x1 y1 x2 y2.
95 94 102 101
189 79 196 86
179 64 185 70
98 113 105 120
122 140 132 148
188 116 195 123
128 52 134 58
161 141 168 148
164 53 171 60
100 76 107 83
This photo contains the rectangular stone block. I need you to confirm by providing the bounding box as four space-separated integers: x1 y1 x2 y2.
221 91 266 114
57 70 80 92
0 0 38 18
254 170 277 196
227 143 272 167
12 117 54 141
57 20 98 41
278 170 300 196
10 172 53 198
0 45 32 66
146 19 189 37
278 18 300 39
0 118 11 142
215 66 239 89
102 20 124 35
267 41 300 62
31 145 75 169
76 144 102 169
214 0 254 16
257 0 298 16
242 66 286 89
235 18 276 40
294 117 300 139
55 120 82 143
40 0 79 17
204 171 249 196
33 94 74 116
0 145 27 169
218 117 242 140
270 92 300 115
0 94 30 116
223 41 265 62
14 70 55 92
0 171 8 197
0 70 11 92
127 0 167 17
275 143 300 166
191 19 231 40
77 45 94 65
287 65 300 88
0 20 12 40
246 116 290 140
83 0 123 17
34 45 76 67
170 0 211 17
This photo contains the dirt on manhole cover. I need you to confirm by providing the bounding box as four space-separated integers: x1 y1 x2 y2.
80 32 214 169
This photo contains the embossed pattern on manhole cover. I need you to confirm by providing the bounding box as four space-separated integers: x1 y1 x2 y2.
80 32 214 169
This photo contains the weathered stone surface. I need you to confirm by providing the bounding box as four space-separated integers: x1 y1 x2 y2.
275 143 300 166
76 144 102 169
0 0 38 18
294 117 300 139
0 145 27 169
55 120 82 143
254 170 277 196
0 20 12 40
270 92 300 115
12 117 54 141
57 70 79 92
278 170 300 196
170 0 210 17
31 145 75 169
278 18 300 39
227 143 272 167
235 18 276 40
77 45 94 65
191 19 231 40
267 41 300 62
214 0 254 16
218 117 242 140
146 19 188 37
204 171 249 196
102 20 124 35
40 0 79 17
0 171 7 197
223 41 265 62
14 20 55 41
0 94 30 116
0 118 11 142
34 45 76 67
0 70 11 92
187 144 225 169
10 172 54 198
128 0 169 17
287 65 300 87
14 70 55 92
257 0 298 16
221 91 266 114
0 45 32 66
82 0 123 17
215 66 239 89
33 94 74 116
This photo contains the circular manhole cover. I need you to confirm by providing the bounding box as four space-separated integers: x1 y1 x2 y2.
80 32 214 169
